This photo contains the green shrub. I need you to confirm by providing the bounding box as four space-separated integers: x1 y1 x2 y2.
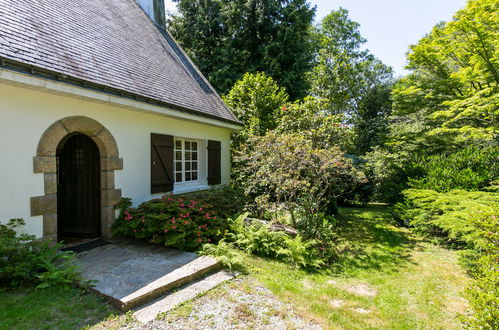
0 219 80 289
112 195 230 251
199 240 245 271
224 215 325 270
394 189 498 246
177 186 249 220
461 212 499 329
409 146 499 193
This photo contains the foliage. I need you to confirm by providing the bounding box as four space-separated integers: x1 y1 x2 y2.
390 0 498 153
177 186 249 220
234 132 366 227
308 8 393 154
112 195 230 251
226 215 324 269
394 189 498 247
168 0 316 99
224 72 288 149
199 240 245 270
461 212 499 329
0 219 80 289
275 96 354 151
408 145 499 192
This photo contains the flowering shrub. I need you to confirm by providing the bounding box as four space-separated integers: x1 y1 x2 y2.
112 195 230 251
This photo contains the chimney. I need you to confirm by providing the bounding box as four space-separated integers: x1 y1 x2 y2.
137 0 166 28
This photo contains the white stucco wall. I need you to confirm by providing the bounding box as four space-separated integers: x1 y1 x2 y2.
0 79 232 238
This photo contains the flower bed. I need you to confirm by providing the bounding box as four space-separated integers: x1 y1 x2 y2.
113 195 230 251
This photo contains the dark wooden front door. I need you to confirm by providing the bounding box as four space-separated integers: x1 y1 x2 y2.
57 134 101 238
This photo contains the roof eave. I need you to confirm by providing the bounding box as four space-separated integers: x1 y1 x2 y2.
0 56 244 128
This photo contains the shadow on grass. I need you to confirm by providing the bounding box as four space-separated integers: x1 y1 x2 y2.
331 204 420 275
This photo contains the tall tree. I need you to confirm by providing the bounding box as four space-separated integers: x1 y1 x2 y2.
390 0 498 154
168 0 316 99
308 8 393 153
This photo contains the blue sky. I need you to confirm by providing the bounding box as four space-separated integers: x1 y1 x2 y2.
165 0 468 76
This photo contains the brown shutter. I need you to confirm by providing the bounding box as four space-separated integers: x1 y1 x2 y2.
207 140 221 185
151 133 174 193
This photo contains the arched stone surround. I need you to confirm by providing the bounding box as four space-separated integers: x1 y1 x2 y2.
31 116 123 241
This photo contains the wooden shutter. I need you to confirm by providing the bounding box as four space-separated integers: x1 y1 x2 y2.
151 133 174 193
207 140 221 185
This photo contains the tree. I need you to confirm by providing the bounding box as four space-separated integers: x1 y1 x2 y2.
390 0 498 154
308 8 393 153
223 72 288 149
168 0 316 99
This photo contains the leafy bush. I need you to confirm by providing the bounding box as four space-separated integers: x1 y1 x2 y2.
224 215 325 269
409 146 498 193
235 132 366 232
461 212 499 329
112 195 230 251
394 189 498 246
177 186 249 220
0 219 80 289
199 240 244 271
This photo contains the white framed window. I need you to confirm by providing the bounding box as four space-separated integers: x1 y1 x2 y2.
174 139 199 183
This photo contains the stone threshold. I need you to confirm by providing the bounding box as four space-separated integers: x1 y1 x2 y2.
75 240 221 310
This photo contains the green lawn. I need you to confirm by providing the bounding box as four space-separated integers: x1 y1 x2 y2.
0 205 469 329
242 205 469 329
0 286 116 330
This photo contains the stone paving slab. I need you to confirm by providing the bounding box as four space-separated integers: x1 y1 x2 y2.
75 240 220 310
134 270 238 323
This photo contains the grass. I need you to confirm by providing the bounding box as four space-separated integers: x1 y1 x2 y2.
0 286 116 330
240 205 469 329
0 204 469 329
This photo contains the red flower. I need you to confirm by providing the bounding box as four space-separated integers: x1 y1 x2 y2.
180 203 185 208
132 229 137 233
183 221 189 225
197 232 201 236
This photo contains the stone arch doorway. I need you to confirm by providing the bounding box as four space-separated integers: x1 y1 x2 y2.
57 133 101 240
31 116 123 242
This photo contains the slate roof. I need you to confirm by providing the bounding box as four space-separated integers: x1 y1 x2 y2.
0 0 240 124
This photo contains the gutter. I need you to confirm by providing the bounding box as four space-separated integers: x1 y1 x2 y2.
0 56 243 128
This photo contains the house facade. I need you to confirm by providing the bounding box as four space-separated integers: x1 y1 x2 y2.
0 0 241 241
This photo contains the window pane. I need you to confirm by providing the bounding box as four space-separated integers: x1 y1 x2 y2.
175 140 182 149
192 152 198 160
185 162 191 171
185 172 191 181
192 162 198 170
185 152 191 161
191 142 198 150
192 172 198 181
176 173 182 182
176 151 182 160
185 141 191 150
175 162 182 171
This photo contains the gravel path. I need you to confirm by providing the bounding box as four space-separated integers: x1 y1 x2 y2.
124 277 322 330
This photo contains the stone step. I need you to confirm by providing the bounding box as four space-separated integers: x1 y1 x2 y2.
75 240 222 311
133 270 237 323
119 255 221 310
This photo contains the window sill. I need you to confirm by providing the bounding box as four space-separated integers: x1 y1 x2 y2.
173 183 210 195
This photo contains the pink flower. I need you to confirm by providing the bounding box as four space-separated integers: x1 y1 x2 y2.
180 203 185 208
164 229 168 233
124 212 133 221
167 197 173 202
213 216 217 220
183 221 189 225
197 232 201 236
205 213 210 219
199 207 203 211
196 238 202 243
172 225 177 230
